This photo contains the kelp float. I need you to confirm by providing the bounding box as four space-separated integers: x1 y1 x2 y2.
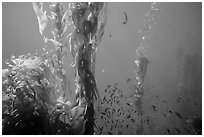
2 2 107 135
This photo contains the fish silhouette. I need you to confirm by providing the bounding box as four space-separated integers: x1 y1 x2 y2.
126 78 131 83
169 110 173 114
122 11 128 24
162 113 166 117
174 128 181 134
175 112 182 119
166 129 171 134
176 99 181 102
152 105 157 111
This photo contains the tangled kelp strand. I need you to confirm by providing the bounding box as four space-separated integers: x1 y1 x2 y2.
8 2 107 135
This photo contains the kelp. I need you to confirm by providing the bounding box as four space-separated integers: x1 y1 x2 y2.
2 2 107 135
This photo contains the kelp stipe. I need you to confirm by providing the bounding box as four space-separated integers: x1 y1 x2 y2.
133 2 160 113
69 3 107 134
2 2 107 135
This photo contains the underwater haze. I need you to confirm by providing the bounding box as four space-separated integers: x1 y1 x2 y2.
2 2 202 135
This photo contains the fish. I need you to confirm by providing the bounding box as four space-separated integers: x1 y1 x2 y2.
169 110 173 114
146 119 150 124
114 83 118 86
127 115 131 119
104 108 109 112
106 100 111 104
102 96 106 102
110 93 114 98
98 126 103 131
107 132 113 135
175 112 182 119
176 99 181 102
130 118 135 122
174 128 181 134
110 125 113 131
166 129 171 134
126 78 131 83
109 33 112 38
152 105 157 111
122 11 128 24
191 101 199 106
104 122 107 128
162 113 166 117
126 103 131 106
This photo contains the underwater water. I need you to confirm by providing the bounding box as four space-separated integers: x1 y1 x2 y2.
2 2 202 135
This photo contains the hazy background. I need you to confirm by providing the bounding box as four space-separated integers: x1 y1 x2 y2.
2 2 202 134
